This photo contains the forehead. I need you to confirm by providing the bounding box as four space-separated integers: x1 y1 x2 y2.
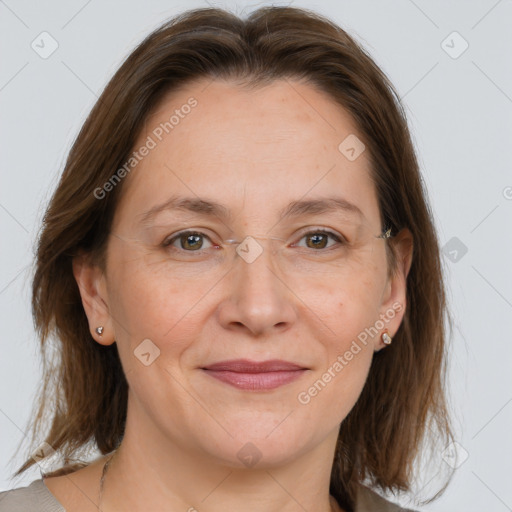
113 78 381 230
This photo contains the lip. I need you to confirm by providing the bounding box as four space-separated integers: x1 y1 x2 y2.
201 359 308 391
202 359 306 372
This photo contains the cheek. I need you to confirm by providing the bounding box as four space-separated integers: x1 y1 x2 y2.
297 323 374 424
299 253 385 331
105 249 210 368
327 348 373 423
295 260 383 415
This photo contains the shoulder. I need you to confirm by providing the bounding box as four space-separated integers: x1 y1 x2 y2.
2 478 416 512
355 484 417 512
0 479 65 512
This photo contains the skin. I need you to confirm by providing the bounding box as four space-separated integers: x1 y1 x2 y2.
44 78 413 512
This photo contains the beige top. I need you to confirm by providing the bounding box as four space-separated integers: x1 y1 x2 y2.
0 478 415 511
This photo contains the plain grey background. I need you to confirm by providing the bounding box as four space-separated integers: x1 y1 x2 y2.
1 1 511 510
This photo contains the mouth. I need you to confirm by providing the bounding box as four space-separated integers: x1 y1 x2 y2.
200 359 309 391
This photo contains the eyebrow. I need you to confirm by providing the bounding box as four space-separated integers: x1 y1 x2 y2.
138 194 365 225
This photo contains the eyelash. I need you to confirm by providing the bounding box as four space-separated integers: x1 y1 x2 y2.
161 229 346 253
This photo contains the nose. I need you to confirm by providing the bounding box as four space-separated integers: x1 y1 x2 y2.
216 237 298 337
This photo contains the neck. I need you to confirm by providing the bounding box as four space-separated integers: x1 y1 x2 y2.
99 399 343 512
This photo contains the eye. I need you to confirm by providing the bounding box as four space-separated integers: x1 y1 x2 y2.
162 228 346 254
293 229 346 250
162 230 216 252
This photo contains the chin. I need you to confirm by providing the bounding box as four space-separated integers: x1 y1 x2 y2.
195 418 316 469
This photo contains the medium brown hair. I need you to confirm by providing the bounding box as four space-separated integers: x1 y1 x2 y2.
13 6 454 509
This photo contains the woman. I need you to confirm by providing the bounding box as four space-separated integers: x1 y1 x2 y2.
0 6 454 512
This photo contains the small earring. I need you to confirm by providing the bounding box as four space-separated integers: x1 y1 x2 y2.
382 331 393 345
95 326 104 336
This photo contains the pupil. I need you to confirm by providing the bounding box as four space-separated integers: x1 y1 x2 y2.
308 234 327 249
183 233 202 250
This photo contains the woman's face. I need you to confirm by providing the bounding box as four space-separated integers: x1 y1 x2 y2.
78 78 409 468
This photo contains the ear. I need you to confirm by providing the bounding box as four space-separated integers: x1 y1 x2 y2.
72 252 115 346
374 227 413 352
